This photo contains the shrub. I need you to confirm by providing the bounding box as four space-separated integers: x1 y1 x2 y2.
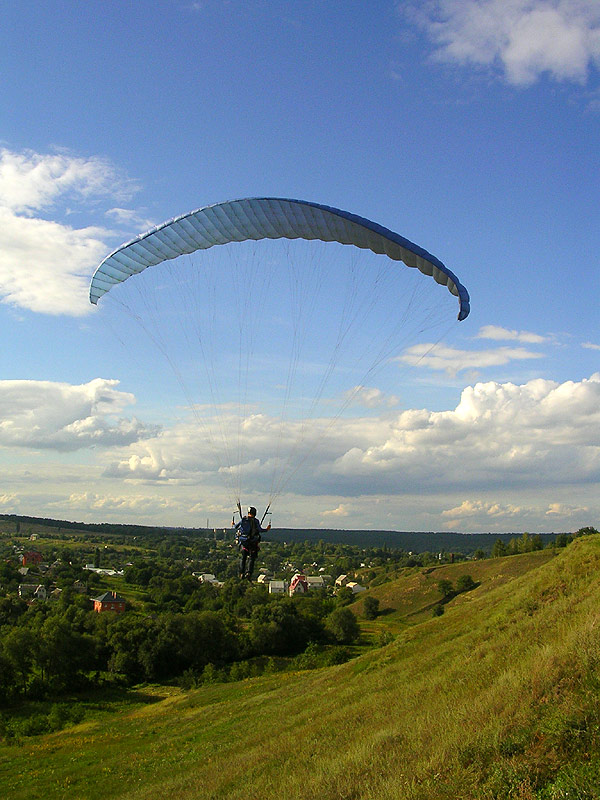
437 579 455 599
456 574 476 593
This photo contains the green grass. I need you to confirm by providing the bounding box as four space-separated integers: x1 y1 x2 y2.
353 548 555 635
2 539 600 799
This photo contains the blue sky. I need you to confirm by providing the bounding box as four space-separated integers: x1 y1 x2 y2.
0 0 599 532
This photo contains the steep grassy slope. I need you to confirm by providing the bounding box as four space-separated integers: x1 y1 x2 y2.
2 539 600 799
352 549 556 632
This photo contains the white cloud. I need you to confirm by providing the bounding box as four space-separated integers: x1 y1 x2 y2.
397 342 542 375
441 498 525 528
0 378 158 451
0 148 137 316
0 493 20 512
440 497 591 529
477 325 547 343
404 0 600 86
343 385 401 409
106 373 600 506
56 491 178 514
545 501 589 516
0 148 133 215
582 341 600 350
0 209 108 315
443 499 524 518
105 207 155 230
322 503 351 517
328 373 600 496
4 373 599 530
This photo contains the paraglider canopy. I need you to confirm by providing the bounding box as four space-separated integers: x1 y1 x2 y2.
89 198 470 320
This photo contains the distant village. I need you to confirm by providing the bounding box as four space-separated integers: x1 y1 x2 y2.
194 569 367 597
12 534 367 614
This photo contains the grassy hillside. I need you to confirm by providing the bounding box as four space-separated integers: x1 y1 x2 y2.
352 549 556 633
2 538 600 799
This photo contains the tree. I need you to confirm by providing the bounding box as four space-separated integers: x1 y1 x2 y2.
575 526 599 537
532 535 544 551
325 607 360 644
3 627 36 693
363 596 379 620
248 600 321 656
554 533 571 548
336 586 354 606
0 645 17 703
492 539 507 557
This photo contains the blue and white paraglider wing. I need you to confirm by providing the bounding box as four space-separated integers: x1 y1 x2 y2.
89 198 470 320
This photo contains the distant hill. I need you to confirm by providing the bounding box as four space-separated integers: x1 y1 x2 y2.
264 527 561 552
3 534 599 799
0 512 566 553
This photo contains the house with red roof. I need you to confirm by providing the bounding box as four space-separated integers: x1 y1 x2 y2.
92 590 127 614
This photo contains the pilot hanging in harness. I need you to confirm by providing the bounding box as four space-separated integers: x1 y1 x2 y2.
234 506 271 580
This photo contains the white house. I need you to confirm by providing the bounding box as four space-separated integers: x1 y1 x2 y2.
18 583 47 600
268 580 287 594
34 584 47 601
335 574 348 587
346 581 366 594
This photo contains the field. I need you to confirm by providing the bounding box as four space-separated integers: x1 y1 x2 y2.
2 537 600 799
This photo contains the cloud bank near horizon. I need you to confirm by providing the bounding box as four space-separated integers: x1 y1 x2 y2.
66 372 600 506
3 371 597 531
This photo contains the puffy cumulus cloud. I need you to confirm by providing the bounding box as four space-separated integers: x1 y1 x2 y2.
326 373 600 497
0 209 108 315
397 342 542 375
103 415 246 483
0 148 137 316
477 325 547 344
322 503 351 518
0 378 158 451
104 374 600 505
103 409 391 490
441 498 525 528
441 497 592 529
443 499 524 518
404 0 600 86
